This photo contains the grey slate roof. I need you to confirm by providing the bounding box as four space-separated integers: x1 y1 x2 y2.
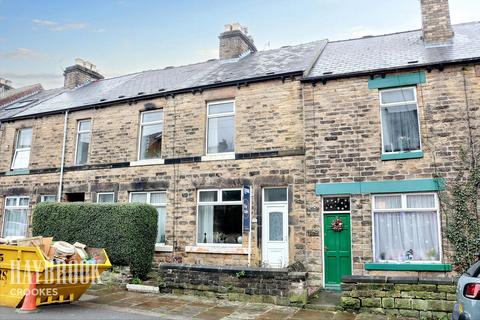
8 40 326 119
0 87 66 120
306 22 480 79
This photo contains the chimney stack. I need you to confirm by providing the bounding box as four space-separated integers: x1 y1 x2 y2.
0 78 13 93
63 58 104 89
219 23 257 60
420 0 454 46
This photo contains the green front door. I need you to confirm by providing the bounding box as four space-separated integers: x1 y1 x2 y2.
324 213 352 287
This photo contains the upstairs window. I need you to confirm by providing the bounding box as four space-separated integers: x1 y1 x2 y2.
197 189 242 245
12 128 32 170
206 101 235 154
379 87 421 154
75 120 91 165
139 111 163 160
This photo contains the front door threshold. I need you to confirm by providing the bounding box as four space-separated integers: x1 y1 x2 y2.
324 284 341 291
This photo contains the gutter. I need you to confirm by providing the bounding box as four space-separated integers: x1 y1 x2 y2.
57 110 68 202
301 57 480 83
2 71 304 122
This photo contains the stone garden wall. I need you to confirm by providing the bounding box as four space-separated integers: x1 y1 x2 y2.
341 275 457 319
158 263 308 306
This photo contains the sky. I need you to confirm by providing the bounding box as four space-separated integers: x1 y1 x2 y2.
0 0 479 89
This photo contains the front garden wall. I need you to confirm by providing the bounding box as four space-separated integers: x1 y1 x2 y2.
341 275 457 319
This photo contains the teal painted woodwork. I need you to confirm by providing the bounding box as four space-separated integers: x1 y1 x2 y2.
381 151 424 161
324 213 352 285
315 178 444 195
364 263 451 272
368 71 426 89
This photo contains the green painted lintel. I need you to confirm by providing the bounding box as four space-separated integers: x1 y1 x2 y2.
381 151 424 161
315 178 445 195
368 71 426 89
364 263 452 272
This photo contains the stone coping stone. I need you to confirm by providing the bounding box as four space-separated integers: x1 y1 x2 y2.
342 275 457 285
158 263 306 279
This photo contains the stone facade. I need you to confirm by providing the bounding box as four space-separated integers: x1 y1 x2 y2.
218 23 257 60
421 0 454 45
0 78 307 269
302 64 480 288
63 63 104 89
341 275 457 319
158 264 308 305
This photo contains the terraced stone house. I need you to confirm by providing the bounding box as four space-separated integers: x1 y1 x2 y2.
0 0 478 291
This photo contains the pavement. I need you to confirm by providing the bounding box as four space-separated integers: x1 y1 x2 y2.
0 285 394 320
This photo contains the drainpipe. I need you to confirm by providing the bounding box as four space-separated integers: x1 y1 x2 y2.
57 110 69 202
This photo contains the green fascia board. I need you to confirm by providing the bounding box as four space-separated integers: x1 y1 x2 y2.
368 71 426 89
364 263 452 272
381 151 424 161
315 178 445 195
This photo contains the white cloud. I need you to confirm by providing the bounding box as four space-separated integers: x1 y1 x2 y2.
2 72 63 89
0 48 46 60
32 19 86 32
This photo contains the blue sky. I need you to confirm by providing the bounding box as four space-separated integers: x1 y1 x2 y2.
1 0 479 89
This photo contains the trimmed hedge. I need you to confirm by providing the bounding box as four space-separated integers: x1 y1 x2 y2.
32 202 157 279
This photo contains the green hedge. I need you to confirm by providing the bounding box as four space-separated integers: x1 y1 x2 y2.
32 202 158 279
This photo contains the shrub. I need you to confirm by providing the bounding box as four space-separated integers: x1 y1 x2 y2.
32 202 157 279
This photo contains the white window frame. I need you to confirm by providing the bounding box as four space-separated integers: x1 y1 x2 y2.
2 196 29 238
205 100 235 156
378 86 422 155
137 110 164 161
11 128 32 170
129 191 167 244
371 192 442 264
97 192 115 203
196 188 243 247
74 119 92 165
40 195 57 202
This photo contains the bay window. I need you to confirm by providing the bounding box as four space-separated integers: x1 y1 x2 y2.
138 111 163 160
206 101 235 155
379 87 421 154
2 196 29 238
197 189 242 245
373 193 440 262
11 128 32 169
130 191 166 243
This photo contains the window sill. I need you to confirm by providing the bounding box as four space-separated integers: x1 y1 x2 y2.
6 169 30 176
364 262 451 272
185 245 248 255
201 153 235 162
155 244 173 252
381 151 424 161
130 159 164 167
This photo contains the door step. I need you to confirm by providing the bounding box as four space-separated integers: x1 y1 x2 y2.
306 289 342 311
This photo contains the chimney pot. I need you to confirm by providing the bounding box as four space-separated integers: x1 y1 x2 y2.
64 58 104 89
219 23 257 60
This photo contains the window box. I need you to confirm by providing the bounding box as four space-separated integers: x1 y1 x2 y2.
364 262 451 272
381 151 424 161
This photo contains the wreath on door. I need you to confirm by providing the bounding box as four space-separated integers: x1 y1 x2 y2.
331 218 344 232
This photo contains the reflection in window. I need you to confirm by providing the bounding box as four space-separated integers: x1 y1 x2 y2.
197 189 242 244
139 111 163 160
75 120 91 165
12 128 32 169
207 101 235 154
